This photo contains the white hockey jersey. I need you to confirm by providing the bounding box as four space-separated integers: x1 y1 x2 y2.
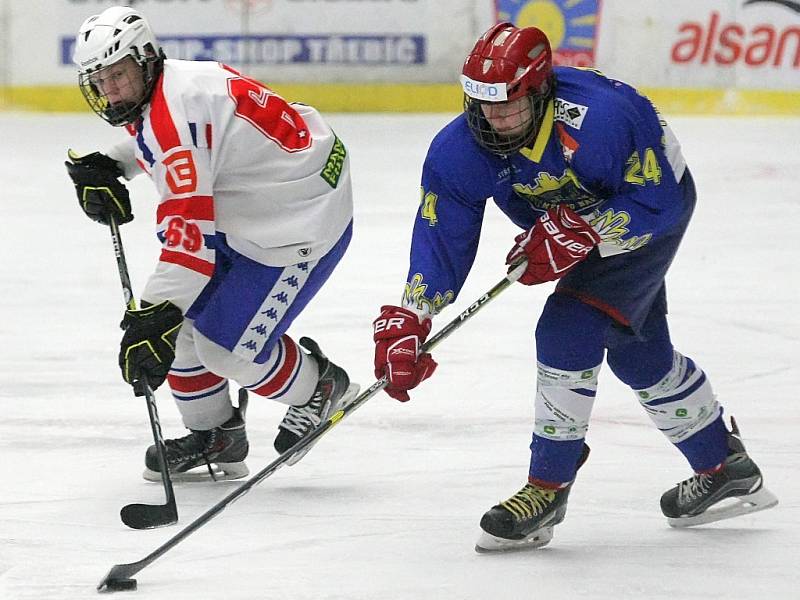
106 59 353 311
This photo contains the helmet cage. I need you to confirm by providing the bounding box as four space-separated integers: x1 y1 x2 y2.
463 79 552 156
78 49 163 127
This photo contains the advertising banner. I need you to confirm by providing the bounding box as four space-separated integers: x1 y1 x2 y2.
11 0 482 85
496 0 800 91
2 0 796 113
666 0 800 90
495 0 602 67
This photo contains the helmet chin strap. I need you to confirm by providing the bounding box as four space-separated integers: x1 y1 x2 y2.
104 102 141 126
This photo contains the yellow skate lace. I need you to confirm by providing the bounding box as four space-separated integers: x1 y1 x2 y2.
500 484 557 520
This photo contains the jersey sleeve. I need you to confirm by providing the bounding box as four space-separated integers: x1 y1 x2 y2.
571 98 688 257
401 153 489 318
141 143 217 311
139 79 218 312
104 137 144 180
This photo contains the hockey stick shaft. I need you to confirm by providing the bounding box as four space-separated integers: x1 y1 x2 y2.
420 259 527 355
108 217 177 524
108 216 137 312
97 259 526 589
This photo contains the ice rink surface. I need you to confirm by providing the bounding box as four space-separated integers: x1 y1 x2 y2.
1 110 798 599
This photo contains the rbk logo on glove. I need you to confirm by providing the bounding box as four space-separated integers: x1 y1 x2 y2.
506 205 601 286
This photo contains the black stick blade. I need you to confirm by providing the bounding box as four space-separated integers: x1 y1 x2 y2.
120 501 178 530
97 564 139 593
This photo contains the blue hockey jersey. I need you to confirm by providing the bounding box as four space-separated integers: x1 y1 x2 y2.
403 67 689 317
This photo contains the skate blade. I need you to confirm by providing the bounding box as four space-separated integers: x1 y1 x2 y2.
285 383 361 467
142 461 250 483
474 526 554 554
667 486 779 528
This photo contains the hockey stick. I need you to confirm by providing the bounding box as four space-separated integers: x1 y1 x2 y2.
96 259 528 592
107 215 178 530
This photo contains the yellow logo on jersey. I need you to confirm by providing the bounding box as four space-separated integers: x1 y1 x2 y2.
513 168 598 211
588 208 652 251
535 170 581 194
403 273 454 315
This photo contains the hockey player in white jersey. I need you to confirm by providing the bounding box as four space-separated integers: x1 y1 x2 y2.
65 6 358 480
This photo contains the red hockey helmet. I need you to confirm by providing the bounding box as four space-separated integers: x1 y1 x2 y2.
461 22 554 155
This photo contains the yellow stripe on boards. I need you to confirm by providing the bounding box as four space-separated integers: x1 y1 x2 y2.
642 87 800 116
1 84 798 115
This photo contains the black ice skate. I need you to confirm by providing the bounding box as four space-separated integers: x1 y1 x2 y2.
660 417 777 527
475 444 590 553
274 337 359 466
144 390 250 482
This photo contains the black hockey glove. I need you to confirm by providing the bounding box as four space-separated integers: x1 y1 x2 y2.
119 301 183 396
65 150 133 226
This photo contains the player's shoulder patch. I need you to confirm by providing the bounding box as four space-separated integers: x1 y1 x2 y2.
554 97 589 130
320 133 347 188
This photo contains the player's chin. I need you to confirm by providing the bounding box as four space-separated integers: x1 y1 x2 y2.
493 119 529 135
493 127 524 138
104 101 141 125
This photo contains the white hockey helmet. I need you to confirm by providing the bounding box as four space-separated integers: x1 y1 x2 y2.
73 6 165 126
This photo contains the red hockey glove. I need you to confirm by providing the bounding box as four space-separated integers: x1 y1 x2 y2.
506 205 601 286
373 305 437 402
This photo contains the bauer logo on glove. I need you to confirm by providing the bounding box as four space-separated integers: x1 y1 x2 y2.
372 305 437 402
506 204 601 286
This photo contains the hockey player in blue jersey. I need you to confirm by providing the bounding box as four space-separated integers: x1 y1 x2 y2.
372 22 777 552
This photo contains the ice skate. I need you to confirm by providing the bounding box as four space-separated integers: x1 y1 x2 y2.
661 417 778 527
144 390 250 482
476 483 572 553
475 444 589 553
274 337 360 465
